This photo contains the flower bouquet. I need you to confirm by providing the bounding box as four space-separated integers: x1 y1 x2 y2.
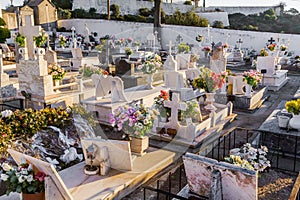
110 104 158 138
59 35 66 48
154 90 171 120
285 99 300 115
192 67 226 93
259 48 269 56
0 160 46 196
124 47 133 56
222 43 229 48
15 33 26 48
224 143 271 172
280 45 287 51
243 70 262 87
137 54 162 74
182 100 201 122
267 43 276 51
201 46 212 52
48 63 66 81
33 32 47 48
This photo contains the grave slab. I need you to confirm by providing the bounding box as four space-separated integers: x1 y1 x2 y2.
262 70 289 91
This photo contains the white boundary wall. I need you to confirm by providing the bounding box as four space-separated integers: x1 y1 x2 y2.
58 19 300 55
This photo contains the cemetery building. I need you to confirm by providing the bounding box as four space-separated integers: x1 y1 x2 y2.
2 10 18 30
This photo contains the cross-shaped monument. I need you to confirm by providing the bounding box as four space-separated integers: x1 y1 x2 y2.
268 37 275 44
236 38 243 49
164 93 187 129
166 41 174 55
176 34 183 44
19 15 43 59
71 26 77 48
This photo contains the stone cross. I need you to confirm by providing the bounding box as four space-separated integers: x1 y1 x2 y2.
164 93 187 129
71 26 77 48
166 41 174 55
236 38 243 49
176 34 183 44
19 15 42 59
268 37 275 44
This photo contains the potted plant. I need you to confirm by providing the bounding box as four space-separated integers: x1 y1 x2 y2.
193 67 226 110
243 70 262 96
15 33 26 48
182 100 202 123
137 54 162 89
110 103 158 155
124 47 133 58
154 90 171 122
285 99 300 130
48 63 66 90
201 46 212 58
267 43 276 51
0 161 46 200
177 43 190 53
33 32 47 48
259 48 269 56
59 35 67 48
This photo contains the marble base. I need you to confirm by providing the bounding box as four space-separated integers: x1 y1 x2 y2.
262 70 288 91
229 86 267 111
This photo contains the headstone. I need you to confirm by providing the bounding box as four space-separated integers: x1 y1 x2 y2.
164 71 185 90
0 50 10 87
185 68 200 81
176 54 190 70
45 49 57 65
84 23 90 44
81 138 133 171
71 48 83 69
91 74 128 103
164 93 187 129
210 42 226 74
19 15 43 59
164 41 177 71
183 153 257 200
228 75 245 95
115 59 135 76
256 56 276 76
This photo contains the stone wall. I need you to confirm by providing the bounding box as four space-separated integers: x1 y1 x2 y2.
58 19 300 55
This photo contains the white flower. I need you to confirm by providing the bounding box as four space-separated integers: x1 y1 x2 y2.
18 175 25 183
1 110 13 118
21 169 28 175
1 163 12 172
0 174 9 181
27 175 33 182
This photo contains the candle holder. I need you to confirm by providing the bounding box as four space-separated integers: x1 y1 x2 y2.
84 143 99 175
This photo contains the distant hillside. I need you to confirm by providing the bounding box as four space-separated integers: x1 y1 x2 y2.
229 8 300 34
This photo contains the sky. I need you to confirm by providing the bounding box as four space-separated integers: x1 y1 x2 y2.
0 0 299 10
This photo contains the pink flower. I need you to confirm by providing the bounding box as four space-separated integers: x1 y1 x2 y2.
35 172 46 182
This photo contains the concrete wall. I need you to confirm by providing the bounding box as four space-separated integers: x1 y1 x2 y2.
58 19 300 55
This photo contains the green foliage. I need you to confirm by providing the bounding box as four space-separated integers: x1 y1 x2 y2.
15 33 26 47
0 17 6 26
71 104 97 127
0 27 11 43
212 20 224 28
110 4 121 19
166 9 209 27
182 100 200 121
139 7 152 17
177 43 190 53
184 1 192 5
51 0 72 9
33 32 47 47
79 66 104 78
123 14 147 22
72 8 88 18
58 8 72 19
125 47 133 56
89 8 97 18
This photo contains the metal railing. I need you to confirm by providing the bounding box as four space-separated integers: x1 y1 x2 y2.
136 127 300 200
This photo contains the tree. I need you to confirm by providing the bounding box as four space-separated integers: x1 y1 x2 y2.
107 0 110 20
0 17 6 26
154 0 162 28
0 27 11 43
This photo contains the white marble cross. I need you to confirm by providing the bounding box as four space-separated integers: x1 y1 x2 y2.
166 41 174 55
71 26 77 48
19 15 42 59
164 93 187 129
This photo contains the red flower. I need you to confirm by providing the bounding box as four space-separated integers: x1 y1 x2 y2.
35 172 46 182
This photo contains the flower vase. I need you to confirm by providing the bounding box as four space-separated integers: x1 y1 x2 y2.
146 73 154 90
22 192 45 200
289 115 300 130
204 51 209 58
160 116 167 123
205 92 216 111
245 84 252 97
130 136 149 156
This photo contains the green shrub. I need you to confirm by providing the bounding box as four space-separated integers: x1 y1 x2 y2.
166 9 209 27
184 1 192 5
0 27 11 43
111 4 121 19
58 8 72 19
0 17 6 26
139 7 151 17
212 20 224 28
72 8 87 18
